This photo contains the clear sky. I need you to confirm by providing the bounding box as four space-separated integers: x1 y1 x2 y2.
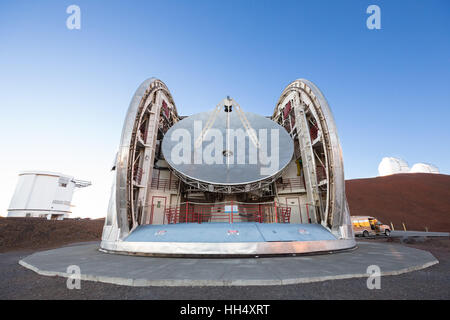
0 0 449 218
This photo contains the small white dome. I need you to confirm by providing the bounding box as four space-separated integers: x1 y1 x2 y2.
410 163 439 174
378 157 410 176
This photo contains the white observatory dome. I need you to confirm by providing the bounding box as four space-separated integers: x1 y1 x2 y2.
410 163 440 174
378 157 410 176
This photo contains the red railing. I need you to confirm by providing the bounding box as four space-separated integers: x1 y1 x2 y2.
165 202 291 224
279 206 291 223
162 100 169 118
283 101 291 118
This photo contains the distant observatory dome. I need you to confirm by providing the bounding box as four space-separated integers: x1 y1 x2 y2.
410 163 439 174
378 157 410 176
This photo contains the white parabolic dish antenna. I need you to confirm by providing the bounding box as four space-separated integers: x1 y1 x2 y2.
162 98 294 191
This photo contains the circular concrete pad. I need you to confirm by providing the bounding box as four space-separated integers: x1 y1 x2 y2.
19 241 438 287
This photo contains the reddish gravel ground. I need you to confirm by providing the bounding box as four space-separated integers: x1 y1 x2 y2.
346 173 450 232
0 217 104 253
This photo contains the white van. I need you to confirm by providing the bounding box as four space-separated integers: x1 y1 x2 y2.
351 216 391 237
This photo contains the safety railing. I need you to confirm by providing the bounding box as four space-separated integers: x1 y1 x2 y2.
164 201 291 224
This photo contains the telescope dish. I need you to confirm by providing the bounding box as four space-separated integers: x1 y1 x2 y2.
161 98 294 192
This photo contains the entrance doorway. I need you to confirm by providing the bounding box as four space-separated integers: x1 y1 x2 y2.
150 196 166 225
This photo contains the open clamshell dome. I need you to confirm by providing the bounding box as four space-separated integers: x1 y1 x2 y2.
100 78 355 256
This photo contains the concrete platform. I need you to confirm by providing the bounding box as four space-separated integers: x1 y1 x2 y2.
18 241 438 287
102 222 354 256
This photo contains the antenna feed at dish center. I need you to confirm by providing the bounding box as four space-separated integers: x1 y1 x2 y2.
224 96 233 112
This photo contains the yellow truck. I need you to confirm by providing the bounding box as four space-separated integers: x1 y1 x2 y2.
351 216 391 237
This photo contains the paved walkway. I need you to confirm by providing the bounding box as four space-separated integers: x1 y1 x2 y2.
19 241 438 287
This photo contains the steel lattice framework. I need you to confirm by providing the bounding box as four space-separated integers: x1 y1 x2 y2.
100 77 355 256
272 79 350 231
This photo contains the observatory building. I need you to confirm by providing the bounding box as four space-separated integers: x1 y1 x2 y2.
7 171 91 220
410 163 440 174
378 157 410 176
378 158 440 176
101 78 355 256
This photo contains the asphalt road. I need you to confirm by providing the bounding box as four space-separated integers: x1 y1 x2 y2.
0 238 449 300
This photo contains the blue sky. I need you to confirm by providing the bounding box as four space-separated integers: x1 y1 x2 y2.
0 0 449 218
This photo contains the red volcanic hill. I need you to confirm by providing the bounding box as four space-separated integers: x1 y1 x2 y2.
346 173 450 232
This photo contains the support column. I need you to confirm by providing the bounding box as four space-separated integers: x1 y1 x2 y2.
141 92 162 225
293 96 321 224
